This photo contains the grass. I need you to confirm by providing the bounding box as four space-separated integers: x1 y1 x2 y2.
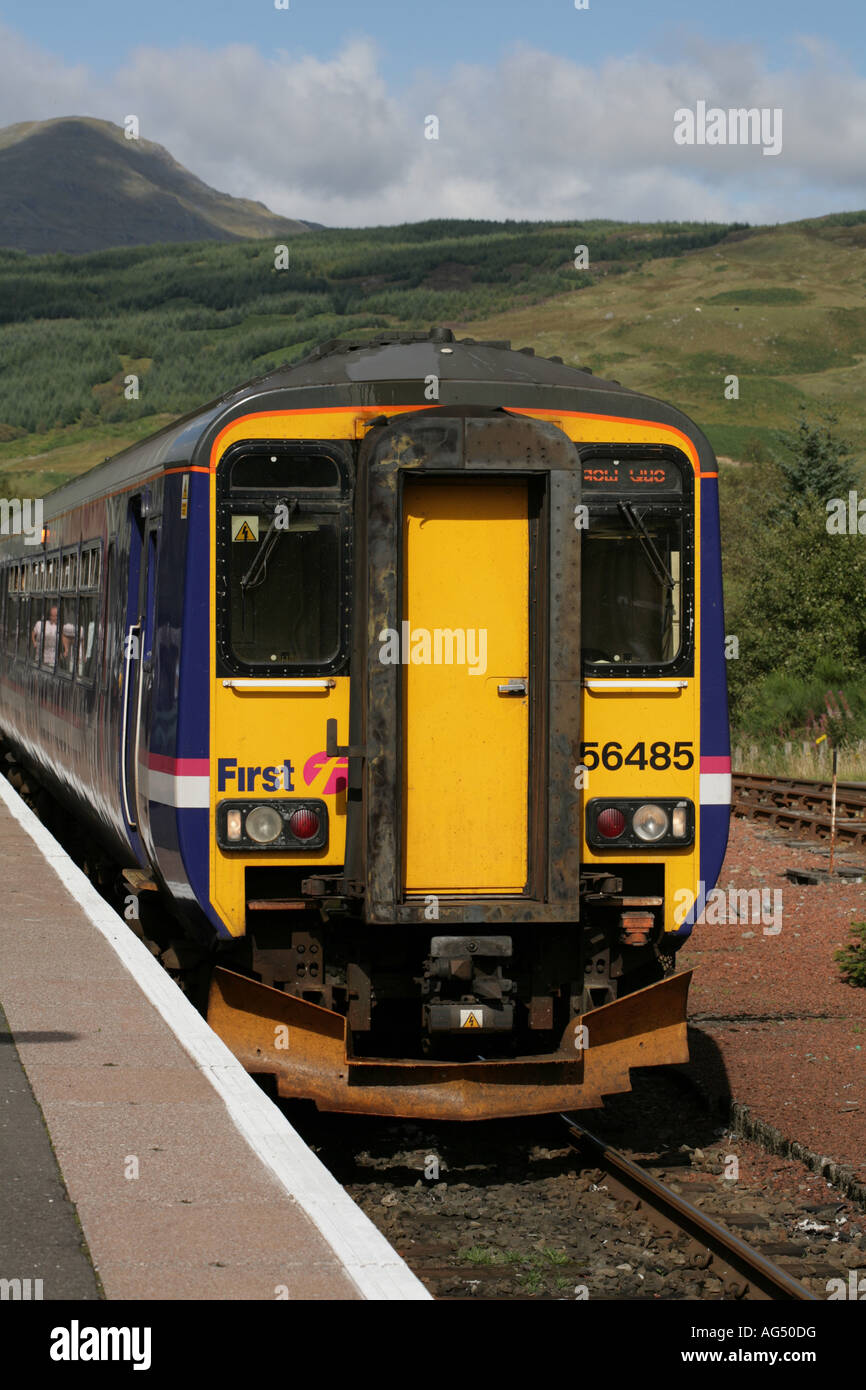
732 739 866 782
457 1244 573 1283
0 415 177 499
6 210 866 497
464 218 866 473
459 1247 498 1266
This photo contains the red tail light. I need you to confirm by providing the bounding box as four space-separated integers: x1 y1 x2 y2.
289 808 320 840
597 807 626 839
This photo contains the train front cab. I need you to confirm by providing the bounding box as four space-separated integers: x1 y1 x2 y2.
205 402 721 1119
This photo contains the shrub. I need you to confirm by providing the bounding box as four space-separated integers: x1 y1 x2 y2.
835 922 866 987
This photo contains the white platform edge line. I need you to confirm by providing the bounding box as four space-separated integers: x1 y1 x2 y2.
0 774 431 1302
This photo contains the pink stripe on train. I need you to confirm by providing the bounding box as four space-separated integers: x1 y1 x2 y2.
148 753 210 776
700 755 731 773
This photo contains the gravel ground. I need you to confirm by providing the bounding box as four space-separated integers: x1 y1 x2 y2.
292 1071 866 1300
685 817 866 1180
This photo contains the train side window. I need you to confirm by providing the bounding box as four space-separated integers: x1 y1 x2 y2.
76 598 97 680
29 562 43 666
582 511 685 667
58 596 78 675
16 575 29 662
31 597 45 666
231 452 341 491
80 545 101 591
58 549 79 675
101 543 115 685
38 598 61 670
216 443 352 675
76 544 101 682
226 507 342 667
7 564 20 657
39 553 61 670
61 550 79 592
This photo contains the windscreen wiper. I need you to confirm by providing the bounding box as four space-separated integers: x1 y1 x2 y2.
617 500 676 591
240 499 294 592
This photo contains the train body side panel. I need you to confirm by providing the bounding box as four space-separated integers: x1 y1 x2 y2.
208 412 357 938
697 471 732 909
142 469 219 936
0 492 137 866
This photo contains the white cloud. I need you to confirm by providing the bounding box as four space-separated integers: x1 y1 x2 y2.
0 23 863 226
0 27 93 126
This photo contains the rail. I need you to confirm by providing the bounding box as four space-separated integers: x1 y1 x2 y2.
563 1115 817 1301
732 772 866 850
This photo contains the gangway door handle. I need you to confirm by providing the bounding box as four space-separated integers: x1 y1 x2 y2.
497 678 527 696
326 718 367 759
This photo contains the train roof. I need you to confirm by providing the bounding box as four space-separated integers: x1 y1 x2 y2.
36 328 712 518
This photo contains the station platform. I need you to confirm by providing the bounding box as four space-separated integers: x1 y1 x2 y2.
0 774 429 1301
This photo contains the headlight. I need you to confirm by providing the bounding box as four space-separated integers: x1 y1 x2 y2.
632 804 669 842
671 805 689 839
245 805 283 843
216 799 329 850
586 798 694 849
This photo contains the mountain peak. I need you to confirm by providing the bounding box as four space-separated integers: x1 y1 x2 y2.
0 117 313 254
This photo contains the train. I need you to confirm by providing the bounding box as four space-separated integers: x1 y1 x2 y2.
0 328 730 1119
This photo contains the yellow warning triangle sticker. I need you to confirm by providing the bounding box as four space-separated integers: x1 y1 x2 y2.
462 1012 480 1028
231 514 259 542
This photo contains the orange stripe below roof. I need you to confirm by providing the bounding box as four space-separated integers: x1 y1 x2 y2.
209 404 703 472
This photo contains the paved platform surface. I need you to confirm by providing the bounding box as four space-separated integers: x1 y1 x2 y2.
0 775 428 1301
0 999 100 1300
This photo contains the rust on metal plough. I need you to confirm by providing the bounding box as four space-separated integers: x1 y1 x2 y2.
207 967 692 1120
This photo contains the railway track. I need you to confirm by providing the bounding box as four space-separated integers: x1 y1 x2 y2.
391 1116 817 1300
564 1117 815 1302
732 772 866 851
304 1067 863 1300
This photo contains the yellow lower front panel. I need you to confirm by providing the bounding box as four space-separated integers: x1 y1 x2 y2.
402 479 529 894
210 679 350 935
580 682 700 931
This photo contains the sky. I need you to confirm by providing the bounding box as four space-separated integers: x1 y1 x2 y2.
0 0 863 227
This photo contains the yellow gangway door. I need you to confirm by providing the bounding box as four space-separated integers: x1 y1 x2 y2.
402 479 529 894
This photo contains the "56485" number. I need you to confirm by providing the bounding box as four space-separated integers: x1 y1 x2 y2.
579 740 694 771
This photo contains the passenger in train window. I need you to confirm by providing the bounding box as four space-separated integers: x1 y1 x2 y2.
60 620 76 672
32 602 59 667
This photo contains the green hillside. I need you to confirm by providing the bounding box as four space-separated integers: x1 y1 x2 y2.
0 217 744 495
465 215 866 470
2 213 865 502
2 211 866 756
